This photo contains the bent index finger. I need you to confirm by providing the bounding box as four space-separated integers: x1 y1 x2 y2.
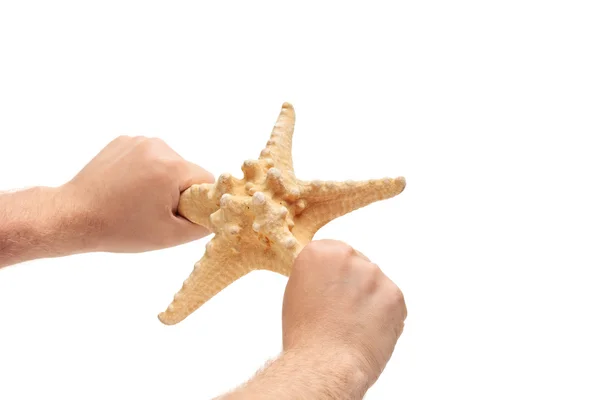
179 161 215 191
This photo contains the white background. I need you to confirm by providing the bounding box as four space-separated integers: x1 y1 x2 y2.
1 1 599 399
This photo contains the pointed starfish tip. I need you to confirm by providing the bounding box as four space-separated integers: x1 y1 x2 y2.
157 311 175 326
395 176 407 191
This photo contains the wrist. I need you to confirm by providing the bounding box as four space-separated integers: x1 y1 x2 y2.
287 345 371 395
225 346 370 400
35 185 92 256
50 183 101 255
0 185 98 267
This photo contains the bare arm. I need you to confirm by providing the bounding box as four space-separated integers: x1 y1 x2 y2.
220 348 369 400
0 186 94 268
0 136 214 269
219 240 408 399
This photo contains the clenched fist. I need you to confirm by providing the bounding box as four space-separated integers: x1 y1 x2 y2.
282 239 407 389
221 239 407 399
62 135 214 253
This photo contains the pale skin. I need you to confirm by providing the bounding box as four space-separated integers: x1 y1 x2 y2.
0 136 407 399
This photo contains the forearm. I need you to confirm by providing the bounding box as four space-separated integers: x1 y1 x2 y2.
219 347 370 400
0 185 94 268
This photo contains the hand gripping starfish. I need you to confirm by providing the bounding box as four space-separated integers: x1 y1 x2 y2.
158 103 406 325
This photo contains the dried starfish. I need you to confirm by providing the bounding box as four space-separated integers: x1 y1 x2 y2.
158 102 406 325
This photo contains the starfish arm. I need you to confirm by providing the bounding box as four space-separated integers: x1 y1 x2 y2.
258 102 296 179
177 182 220 228
294 177 406 241
158 234 251 325
263 246 302 276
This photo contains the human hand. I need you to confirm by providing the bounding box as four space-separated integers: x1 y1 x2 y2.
282 239 407 388
61 135 214 253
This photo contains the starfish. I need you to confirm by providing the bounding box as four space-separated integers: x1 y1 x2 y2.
158 102 406 325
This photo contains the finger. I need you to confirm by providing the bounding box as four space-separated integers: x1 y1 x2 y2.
170 213 213 243
179 161 215 191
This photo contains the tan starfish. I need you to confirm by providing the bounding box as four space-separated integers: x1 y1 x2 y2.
158 102 406 325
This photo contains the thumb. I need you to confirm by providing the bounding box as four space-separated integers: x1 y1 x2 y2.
170 213 213 244
171 160 215 242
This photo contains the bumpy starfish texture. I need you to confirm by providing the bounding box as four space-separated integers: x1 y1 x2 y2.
158 103 406 325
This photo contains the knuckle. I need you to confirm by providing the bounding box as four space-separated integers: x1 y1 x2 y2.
110 135 132 145
360 262 382 292
319 240 355 260
298 240 323 257
140 136 157 147
132 135 148 143
149 136 166 146
121 134 146 143
295 241 325 270
301 239 345 258
392 285 405 305
362 274 378 294
293 242 319 271
364 261 381 275
324 240 355 263
353 249 370 261
138 138 176 163
385 283 406 313
336 242 356 259
114 135 149 144
295 240 354 272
